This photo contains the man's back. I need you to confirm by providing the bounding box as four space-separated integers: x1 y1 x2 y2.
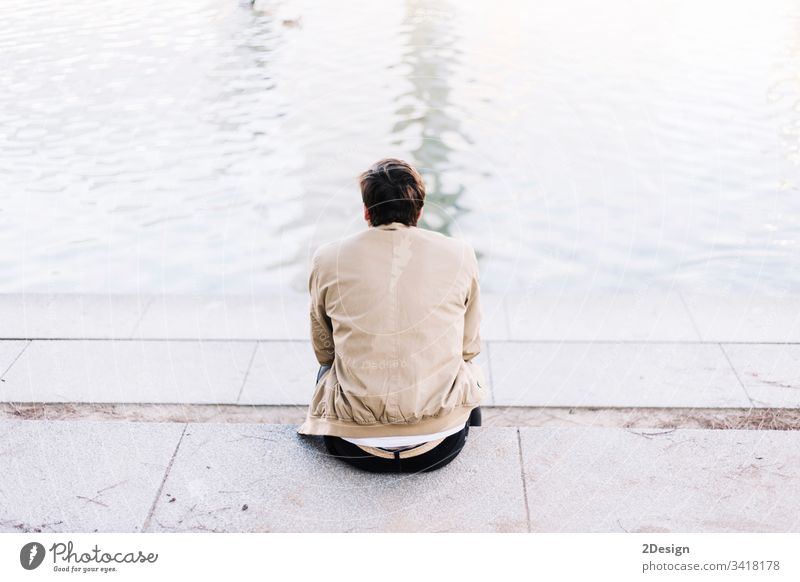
298 221 487 437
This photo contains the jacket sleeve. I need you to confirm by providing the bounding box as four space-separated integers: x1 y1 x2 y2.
309 251 335 366
463 247 482 363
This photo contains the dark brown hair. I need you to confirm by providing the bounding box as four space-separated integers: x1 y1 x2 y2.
359 158 425 226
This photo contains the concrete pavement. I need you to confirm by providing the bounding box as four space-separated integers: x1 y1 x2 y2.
1 292 799 408
1 419 798 533
6 338 800 407
1 292 798 533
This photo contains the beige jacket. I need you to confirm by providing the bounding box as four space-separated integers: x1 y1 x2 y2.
297 222 487 438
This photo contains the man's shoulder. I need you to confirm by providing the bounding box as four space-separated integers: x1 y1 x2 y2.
310 238 342 271
414 226 474 251
311 239 338 261
310 230 366 269
420 229 477 262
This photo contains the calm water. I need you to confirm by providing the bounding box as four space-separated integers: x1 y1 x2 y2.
1 0 799 295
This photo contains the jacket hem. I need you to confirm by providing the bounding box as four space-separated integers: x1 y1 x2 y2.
296 406 475 438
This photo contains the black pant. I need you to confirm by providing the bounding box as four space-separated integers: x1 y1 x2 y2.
323 423 471 473
317 364 481 473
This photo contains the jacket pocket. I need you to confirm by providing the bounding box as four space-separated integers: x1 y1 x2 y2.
334 383 380 424
313 370 378 424
428 360 487 415
460 360 487 406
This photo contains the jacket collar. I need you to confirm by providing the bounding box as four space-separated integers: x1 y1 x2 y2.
373 222 413 230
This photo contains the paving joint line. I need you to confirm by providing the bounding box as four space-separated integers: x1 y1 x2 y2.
0 337 307 342
141 423 188 532
235 342 261 404
0 340 32 381
129 295 157 339
516 427 532 532
718 343 755 406
0 338 798 345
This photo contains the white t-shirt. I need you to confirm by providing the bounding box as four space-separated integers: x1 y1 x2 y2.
341 421 466 450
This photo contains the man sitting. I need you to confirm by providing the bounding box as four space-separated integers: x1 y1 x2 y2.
298 158 486 473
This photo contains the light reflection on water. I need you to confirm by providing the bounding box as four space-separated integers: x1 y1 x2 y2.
0 0 798 295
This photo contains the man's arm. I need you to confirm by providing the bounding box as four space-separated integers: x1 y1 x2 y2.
463 247 482 363
309 252 335 366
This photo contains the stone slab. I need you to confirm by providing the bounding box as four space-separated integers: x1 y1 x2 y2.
723 344 800 408
479 293 510 341
490 342 750 407
4 420 799 533
237 342 317 405
0 340 28 376
0 419 185 532
147 424 528 532
0 340 256 404
519 427 800 532
238 342 494 406
682 294 800 342
0 294 148 339
133 295 309 340
5 293 798 344
135 294 509 342
505 293 699 341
